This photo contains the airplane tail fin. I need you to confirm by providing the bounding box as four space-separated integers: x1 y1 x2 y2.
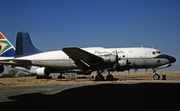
0 32 15 57
15 31 43 57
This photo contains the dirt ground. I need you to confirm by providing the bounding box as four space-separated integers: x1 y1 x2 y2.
1 71 180 111
1 71 180 87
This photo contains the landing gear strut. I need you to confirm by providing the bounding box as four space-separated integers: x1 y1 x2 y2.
153 70 160 80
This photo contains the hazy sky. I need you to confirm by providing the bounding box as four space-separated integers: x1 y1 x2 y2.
0 0 180 70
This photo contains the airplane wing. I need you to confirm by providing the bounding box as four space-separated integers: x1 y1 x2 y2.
0 59 32 66
62 47 105 70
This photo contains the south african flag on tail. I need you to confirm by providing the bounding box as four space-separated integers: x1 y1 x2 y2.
0 32 15 57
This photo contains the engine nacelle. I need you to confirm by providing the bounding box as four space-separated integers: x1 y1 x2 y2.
118 60 128 66
0 65 5 73
100 54 117 63
30 67 50 76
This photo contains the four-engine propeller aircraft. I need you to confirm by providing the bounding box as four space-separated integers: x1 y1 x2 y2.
0 31 176 80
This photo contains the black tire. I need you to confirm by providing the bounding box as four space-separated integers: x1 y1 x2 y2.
153 74 160 80
57 75 65 79
95 75 105 81
106 75 114 81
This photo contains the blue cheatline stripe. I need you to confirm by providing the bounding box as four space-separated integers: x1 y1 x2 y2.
1 48 15 57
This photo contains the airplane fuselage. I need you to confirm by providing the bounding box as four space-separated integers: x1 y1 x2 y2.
14 47 175 75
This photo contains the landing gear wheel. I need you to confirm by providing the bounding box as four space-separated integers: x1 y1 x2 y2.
106 75 114 81
153 74 160 80
95 75 105 81
57 75 65 79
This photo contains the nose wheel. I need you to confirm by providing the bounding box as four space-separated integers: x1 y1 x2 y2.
153 73 160 80
153 70 160 80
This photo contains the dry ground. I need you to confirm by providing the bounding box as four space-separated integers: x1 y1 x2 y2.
0 71 180 87
1 71 180 111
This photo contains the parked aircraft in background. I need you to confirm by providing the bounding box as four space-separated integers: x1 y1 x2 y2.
0 32 15 58
0 32 30 77
0 32 15 76
0 31 176 80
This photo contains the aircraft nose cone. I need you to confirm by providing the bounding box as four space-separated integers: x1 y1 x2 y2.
156 54 176 63
169 56 176 63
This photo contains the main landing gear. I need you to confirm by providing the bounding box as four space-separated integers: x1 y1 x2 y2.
57 73 66 79
153 70 160 80
95 71 114 81
106 71 114 81
95 75 105 81
95 70 104 81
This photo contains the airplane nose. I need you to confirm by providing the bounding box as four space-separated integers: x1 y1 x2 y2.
156 54 176 63
169 56 176 63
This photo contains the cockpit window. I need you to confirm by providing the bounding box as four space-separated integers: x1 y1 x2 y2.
152 51 161 55
156 51 161 54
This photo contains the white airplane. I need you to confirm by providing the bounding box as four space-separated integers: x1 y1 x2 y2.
0 31 176 80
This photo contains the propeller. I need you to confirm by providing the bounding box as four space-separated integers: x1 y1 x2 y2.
115 50 121 68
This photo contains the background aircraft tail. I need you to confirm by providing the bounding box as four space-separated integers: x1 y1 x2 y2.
0 32 15 57
15 31 43 57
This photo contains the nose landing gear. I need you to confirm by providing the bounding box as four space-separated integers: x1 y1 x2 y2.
153 73 160 80
153 70 160 80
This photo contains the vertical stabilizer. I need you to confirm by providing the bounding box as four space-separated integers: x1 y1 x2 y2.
15 31 42 57
0 32 15 57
